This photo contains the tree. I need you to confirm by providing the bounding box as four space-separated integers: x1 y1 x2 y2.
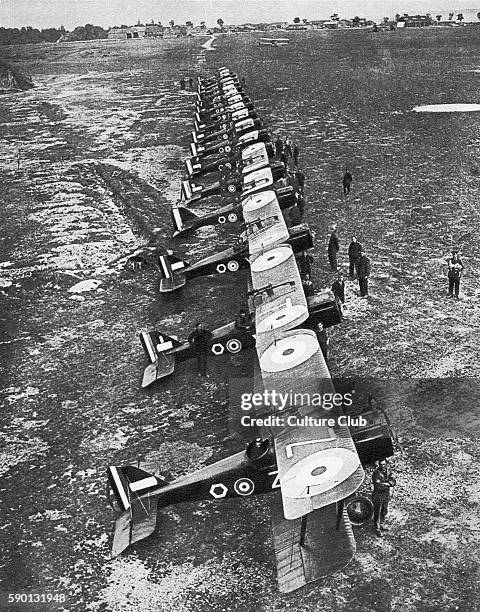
217 18 224 29
186 21 193 27
457 13 464 22
293 17 300 23
436 14 442 22
448 12 454 20
169 20 175 27
352 16 361 27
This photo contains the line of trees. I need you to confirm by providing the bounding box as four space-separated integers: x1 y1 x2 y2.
0 24 108 46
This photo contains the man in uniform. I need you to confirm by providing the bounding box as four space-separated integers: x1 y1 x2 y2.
348 236 362 278
297 250 314 277
327 225 340 272
188 322 213 377
357 251 371 297
446 250 464 299
331 272 346 305
288 204 303 227
372 459 396 536
302 273 315 297
342 168 353 195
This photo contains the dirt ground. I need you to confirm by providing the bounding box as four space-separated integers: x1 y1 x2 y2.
1 28 480 611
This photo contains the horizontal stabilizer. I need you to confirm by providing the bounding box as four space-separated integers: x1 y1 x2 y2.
159 274 187 293
112 499 158 558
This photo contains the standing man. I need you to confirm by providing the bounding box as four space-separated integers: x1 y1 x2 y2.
274 135 284 159
180 76 186 90
357 251 371 297
446 250 464 299
372 459 396 536
297 250 314 277
188 322 213 377
327 225 340 272
189 76 194 90
288 204 303 227
302 273 315 297
293 144 300 166
348 236 362 278
296 168 306 193
331 272 346 305
284 134 293 158
342 168 353 195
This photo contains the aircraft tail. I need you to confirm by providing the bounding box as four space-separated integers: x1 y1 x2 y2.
156 248 187 293
139 330 183 386
171 205 199 234
108 464 168 557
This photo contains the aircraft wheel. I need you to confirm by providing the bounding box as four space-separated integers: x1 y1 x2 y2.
227 184 237 194
227 260 239 272
228 213 238 223
218 216 226 224
216 263 227 274
345 494 374 526
226 338 242 354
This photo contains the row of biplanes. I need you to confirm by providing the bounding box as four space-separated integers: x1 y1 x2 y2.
108 67 394 594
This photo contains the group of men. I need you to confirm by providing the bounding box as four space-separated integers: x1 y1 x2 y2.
328 228 371 299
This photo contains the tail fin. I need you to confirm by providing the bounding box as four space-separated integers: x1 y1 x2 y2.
171 205 199 233
139 331 183 386
156 249 187 293
108 465 168 557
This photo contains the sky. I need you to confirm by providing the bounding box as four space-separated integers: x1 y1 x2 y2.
0 0 478 29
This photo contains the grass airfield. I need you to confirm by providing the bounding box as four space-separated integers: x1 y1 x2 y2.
1 27 480 611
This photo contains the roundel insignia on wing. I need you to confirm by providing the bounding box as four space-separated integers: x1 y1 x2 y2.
210 483 228 499
234 478 255 496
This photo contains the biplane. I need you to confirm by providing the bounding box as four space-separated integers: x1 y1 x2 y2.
259 37 290 47
108 119 394 590
139 288 342 386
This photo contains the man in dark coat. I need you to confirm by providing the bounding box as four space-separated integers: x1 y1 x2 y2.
297 250 314 277
180 77 186 90
357 252 371 297
274 136 284 159
331 272 345 304
288 204 303 227
342 169 353 195
447 250 464 299
188 322 213 376
293 144 300 166
372 459 396 536
302 273 315 298
348 236 362 278
327 225 339 272
296 168 306 193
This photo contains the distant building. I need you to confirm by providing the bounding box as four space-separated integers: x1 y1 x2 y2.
396 14 434 27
